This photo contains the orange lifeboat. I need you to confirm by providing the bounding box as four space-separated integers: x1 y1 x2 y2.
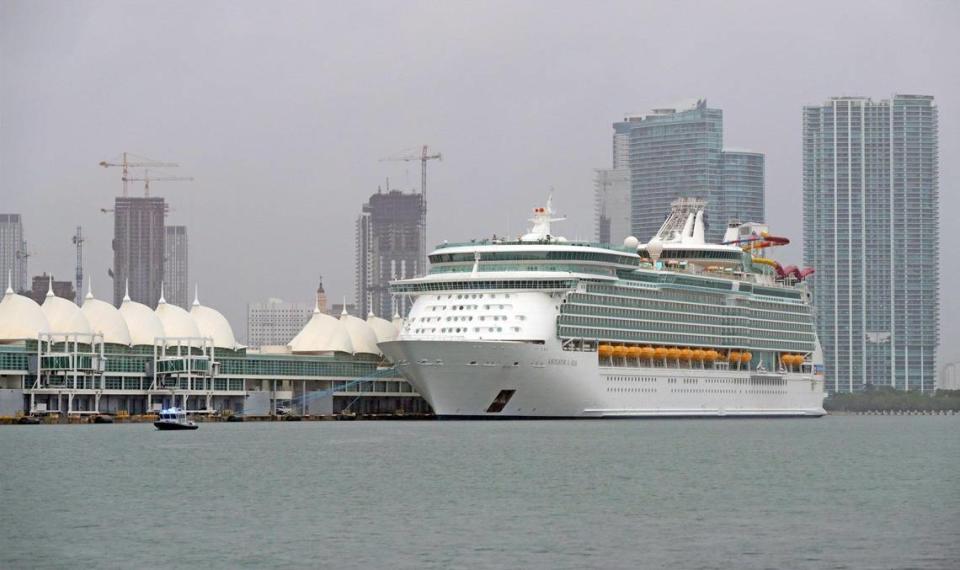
640 346 655 360
667 347 681 361
727 351 741 363
627 346 642 358
598 344 613 358
680 348 694 362
740 351 752 364
654 347 668 360
612 345 628 358
704 350 718 362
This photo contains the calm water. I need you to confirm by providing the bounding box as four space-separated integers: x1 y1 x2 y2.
1 417 958 569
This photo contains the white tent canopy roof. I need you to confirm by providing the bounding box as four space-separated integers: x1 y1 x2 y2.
288 307 354 354
0 279 50 342
81 283 131 345
190 287 239 349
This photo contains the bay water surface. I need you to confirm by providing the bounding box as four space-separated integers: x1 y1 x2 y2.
1 416 958 569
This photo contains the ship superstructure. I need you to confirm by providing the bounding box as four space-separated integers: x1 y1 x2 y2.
380 197 825 418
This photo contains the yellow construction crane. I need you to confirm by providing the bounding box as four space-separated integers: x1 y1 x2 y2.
99 152 180 197
124 169 194 197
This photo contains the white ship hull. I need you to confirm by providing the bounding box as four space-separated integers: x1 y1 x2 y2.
380 340 826 418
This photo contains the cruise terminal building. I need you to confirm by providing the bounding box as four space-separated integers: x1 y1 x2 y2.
0 281 429 418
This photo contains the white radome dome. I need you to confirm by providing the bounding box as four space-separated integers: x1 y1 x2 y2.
41 291 92 337
119 290 166 346
81 286 131 345
366 312 399 343
0 285 50 342
341 312 381 355
623 236 640 249
155 295 201 342
288 308 354 354
190 294 238 350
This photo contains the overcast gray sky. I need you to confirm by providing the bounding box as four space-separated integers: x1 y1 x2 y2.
2 0 957 362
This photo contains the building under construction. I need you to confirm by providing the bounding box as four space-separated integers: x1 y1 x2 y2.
355 189 424 318
112 196 166 307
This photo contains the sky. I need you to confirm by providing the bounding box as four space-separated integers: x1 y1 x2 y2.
1 0 958 363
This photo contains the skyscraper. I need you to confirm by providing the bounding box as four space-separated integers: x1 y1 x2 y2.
355 189 424 318
0 214 25 292
594 168 630 244
164 225 188 309
720 150 765 228
594 119 632 243
113 197 166 307
617 99 764 243
803 95 939 393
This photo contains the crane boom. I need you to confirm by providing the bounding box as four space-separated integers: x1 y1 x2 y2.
99 152 181 197
124 169 194 197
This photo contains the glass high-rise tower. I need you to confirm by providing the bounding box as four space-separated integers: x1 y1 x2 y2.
164 225 188 309
617 99 764 243
802 95 939 393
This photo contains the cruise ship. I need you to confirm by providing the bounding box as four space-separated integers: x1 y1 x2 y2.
380 197 826 418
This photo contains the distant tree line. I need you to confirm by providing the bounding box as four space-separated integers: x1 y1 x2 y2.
824 386 960 412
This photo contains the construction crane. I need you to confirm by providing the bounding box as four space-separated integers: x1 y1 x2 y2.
124 169 194 197
72 227 84 305
380 145 442 275
99 152 179 197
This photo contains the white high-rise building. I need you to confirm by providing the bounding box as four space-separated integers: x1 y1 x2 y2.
0 214 26 292
246 298 313 348
803 94 939 393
